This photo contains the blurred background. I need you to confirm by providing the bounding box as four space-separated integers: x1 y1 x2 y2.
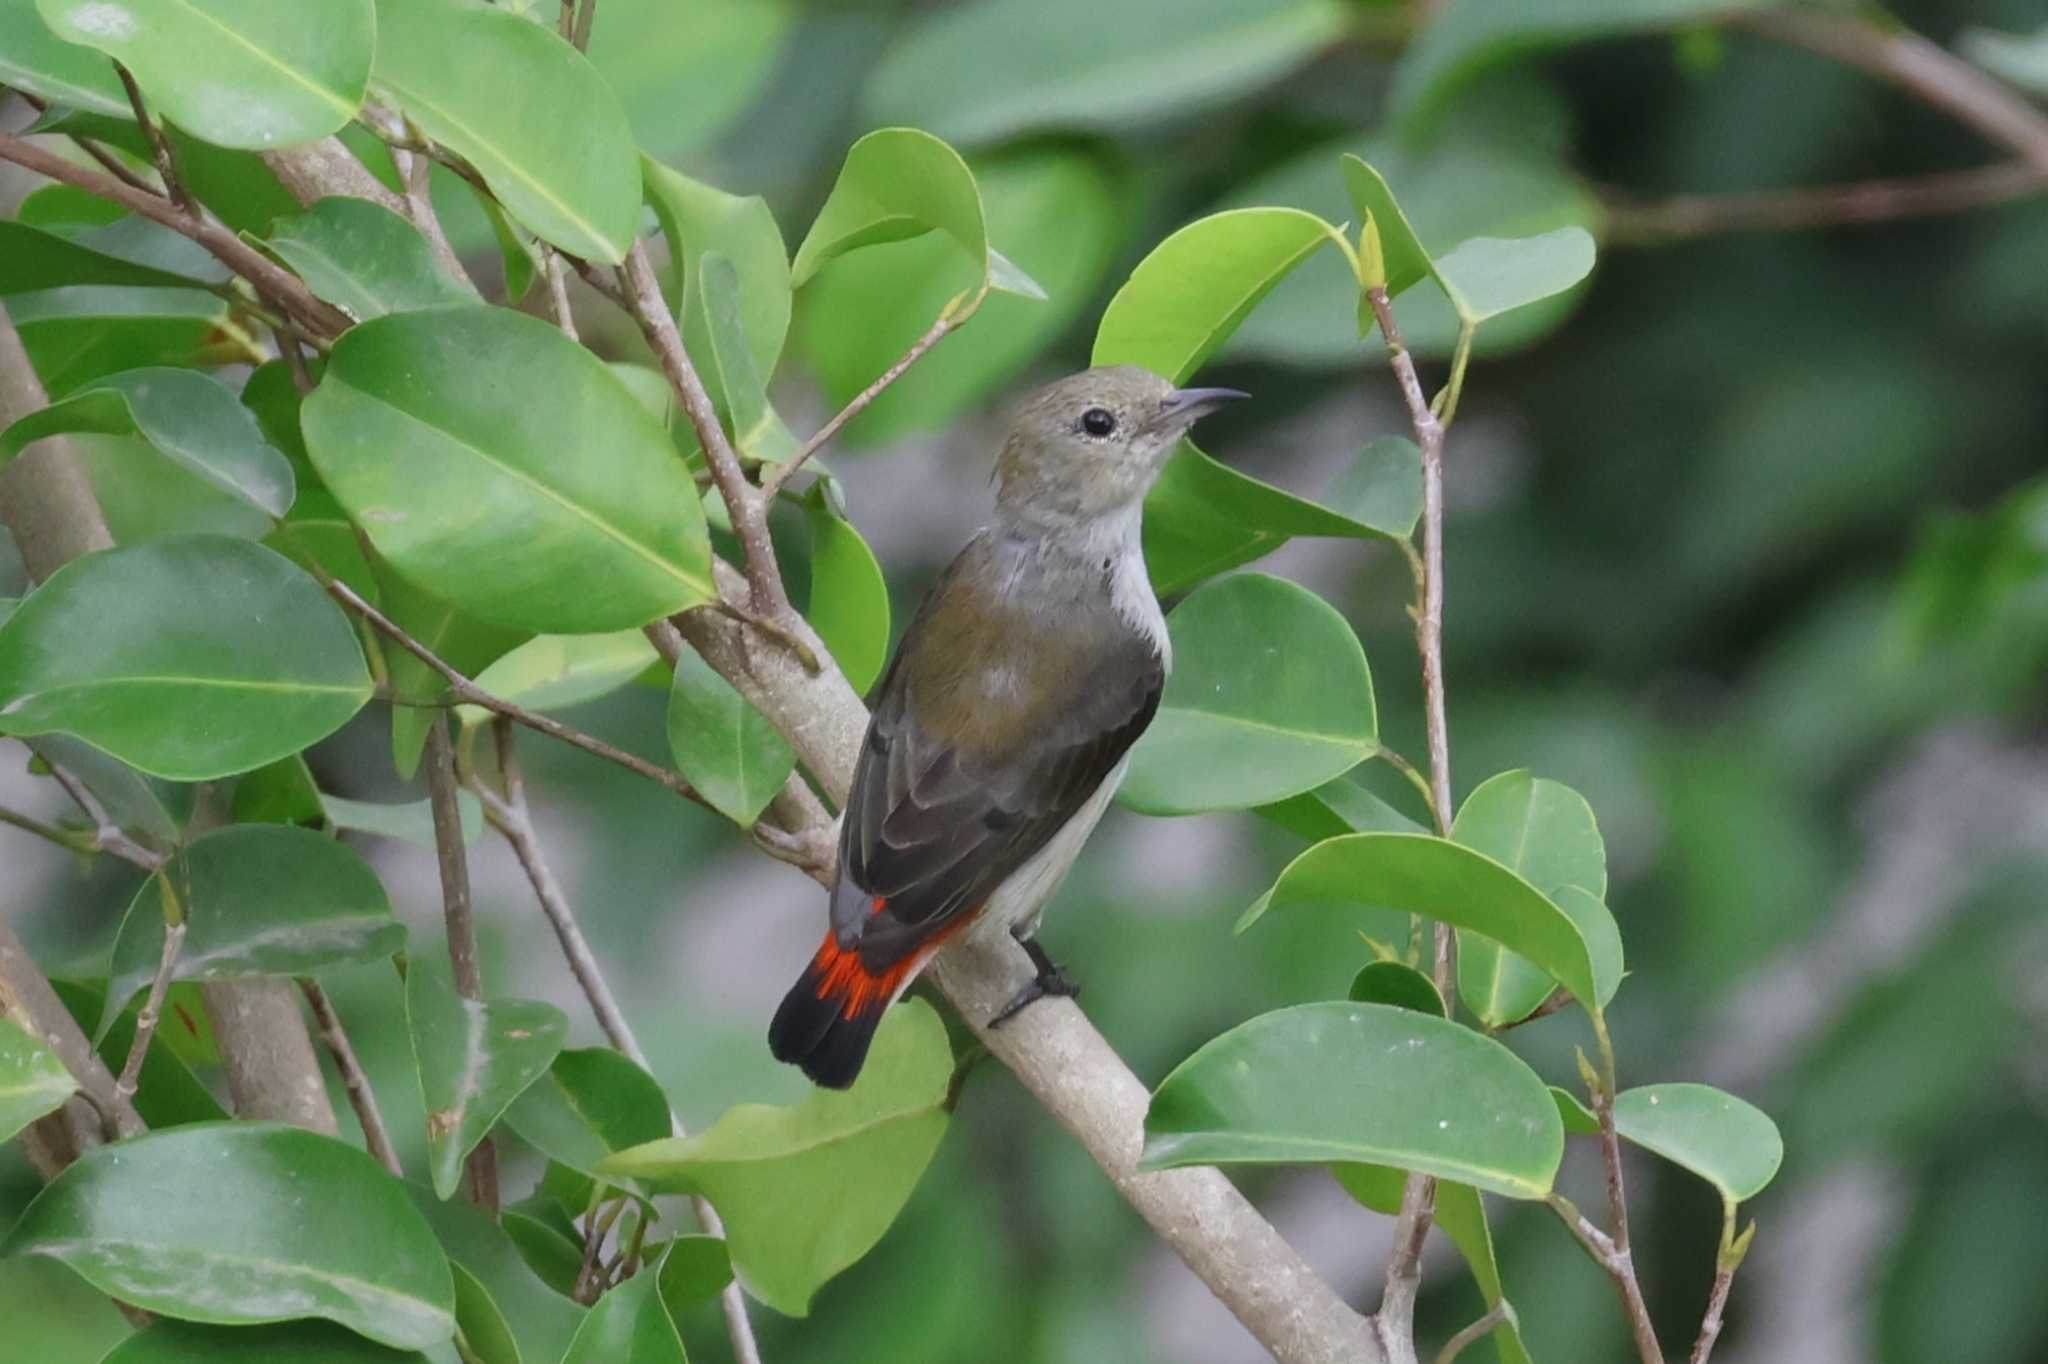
5 1 2048 1361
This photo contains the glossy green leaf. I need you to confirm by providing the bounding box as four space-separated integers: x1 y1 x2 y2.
665 647 797 828
1389 0 1767 131
370 562 528 779
1348 961 1445 1016
453 630 658 732
51 979 230 1130
1432 228 1597 326
791 127 1037 319
408 1190 584 1364
1122 574 1375 814
371 0 639 262
1339 156 1436 298
696 252 796 464
230 753 324 826
794 145 1120 447
1 368 294 517
28 734 183 845
803 489 891 694
0 1017 76 1142
643 158 790 388
1142 437 1421 595
323 793 482 848
1 1122 455 1349
1257 773 1428 843
1241 832 1603 1013
0 1256 136 1364
101 1320 437 1364
0 221 218 295
657 1235 733 1309
500 1208 583 1302
865 0 1345 146
560 1246 687 1364
1092 207 1339 382
0 536 371 779
602 999 953 1317
1614 1083 1783 1205
1144 1002 1563 1199
101 823 403 1037
448 1266 521 1364
502 1048 672 1184
265 197 478 320
406 955 568 1200
11 286 235 397
303 306 713 632
0 4 129 114
36 0 373 149
1452 769 1620 1024
1552 1085 1600 1136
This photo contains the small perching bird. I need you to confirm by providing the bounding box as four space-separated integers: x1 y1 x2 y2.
770 365 1246 1087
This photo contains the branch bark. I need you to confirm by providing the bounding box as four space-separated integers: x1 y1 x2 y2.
423 715 498 1212
1602 162 2048 244
299 978 402 1178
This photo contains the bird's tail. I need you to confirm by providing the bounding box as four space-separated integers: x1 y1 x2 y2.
768 933 927 1089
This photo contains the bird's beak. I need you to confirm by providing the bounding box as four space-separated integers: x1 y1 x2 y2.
1156 386 1250 428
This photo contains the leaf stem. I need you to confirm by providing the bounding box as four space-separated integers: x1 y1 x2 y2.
114 62 190 214
0 803 92 855
1435 1300 1514 1364
299 977 402 1177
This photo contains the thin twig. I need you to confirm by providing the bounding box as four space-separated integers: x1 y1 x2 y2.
1547 1191 1664 1364
38 760 164 869
570 0 597 52
542 250 580 341
1690 1264 1736 1364
299 978 402 1178
1435 1301 1514 1364
760 313 956 497
1603 162 2048 244
0 131 352 337
573 1195 627 1304
0 803 89 854
275 323 315 396
114 920 184 1102
72 137 156 195
423 716 497 1213
113 62 189 212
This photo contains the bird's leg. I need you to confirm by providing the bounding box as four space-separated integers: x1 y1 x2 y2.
988 931 1080 1028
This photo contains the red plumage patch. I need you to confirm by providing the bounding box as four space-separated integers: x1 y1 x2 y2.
807 914 971 1020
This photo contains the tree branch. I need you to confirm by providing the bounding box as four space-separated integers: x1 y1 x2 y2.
0 925 144 1142
760 313 957 498
1730 9 2048 172
423 715 498 1212
299 978 402 1178
1602 162 2048 244
113 918 184 1104
1548 1192 1663 1364
0 131 352 337
1436 1302 1514 1364
113 62 189 213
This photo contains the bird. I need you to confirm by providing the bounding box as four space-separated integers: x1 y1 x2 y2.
769 365 1247 1088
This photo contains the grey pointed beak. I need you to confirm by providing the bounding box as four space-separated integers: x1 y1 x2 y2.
1157 385 1249 426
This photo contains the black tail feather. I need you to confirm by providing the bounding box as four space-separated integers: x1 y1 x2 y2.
768 956 886 1090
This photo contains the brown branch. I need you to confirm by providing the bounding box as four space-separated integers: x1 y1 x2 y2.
1730 10 2048 172
760 313 957 497
299 978 402 1178
73 137 156 196
423 715 498 1212
571 0 597 53
1436 1301 1514 1364
1548 1191 1664 1364
39 761 165 869
1690 1264 1735 1364
0 925 145 1143
113 62 189 213
204 977 341 1132
113 920 184 1104
0 131 352 337
1602 163 2048 244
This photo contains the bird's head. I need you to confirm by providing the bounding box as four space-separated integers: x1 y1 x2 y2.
992 365 1246 528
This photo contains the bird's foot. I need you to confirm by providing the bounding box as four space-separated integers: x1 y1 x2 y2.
987 935 1079 1029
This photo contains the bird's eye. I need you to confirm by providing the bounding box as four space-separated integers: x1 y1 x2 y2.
1080 407 1117 437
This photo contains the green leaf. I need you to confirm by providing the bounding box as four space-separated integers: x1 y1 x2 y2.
101 1320 438 1364
11 286 235 397
1122 574 1375 814
1141 437 1421 595
695 252 796 464
323 793 483 848
370 563 527 779
51 979 229 1130
265 197 479 320
1552 1085 1599 1136
500 1207 583 1301
448 1264 521 1364
601 999 953 1317
791 128 1037 319
1257 773 1428 843
1614 1083 1783 1205
1143 1002 1563 1199
28 734 183 845
408 1189 584 1364
656 1235 733 1309
1 368 295 517
1452 769 1621 1025
1389 0 1769 132
1241 832 1604 1014
405 954 568 1200
0 1016 76 1142
36 0 373 149
864 0 1346 147
585 0 789 165
0 4 129 114
1432 228 1597 326
560 1245 687 1364
101 824 404 1038
0 1256 135 1364
1339 156 1436 298
0 536 371 779
802 488 891 694
1092 206 1340 382
1 1122 455 1349
232 754 323 826
642 158 790 391
303 306 714 633
0 221 219 295
1348 961 1445 1016
371 0 640 262
502 1048 672 1185
453 630 659 731
665 646 797 828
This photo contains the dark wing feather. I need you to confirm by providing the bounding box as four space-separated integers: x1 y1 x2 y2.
829 540 1164 970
